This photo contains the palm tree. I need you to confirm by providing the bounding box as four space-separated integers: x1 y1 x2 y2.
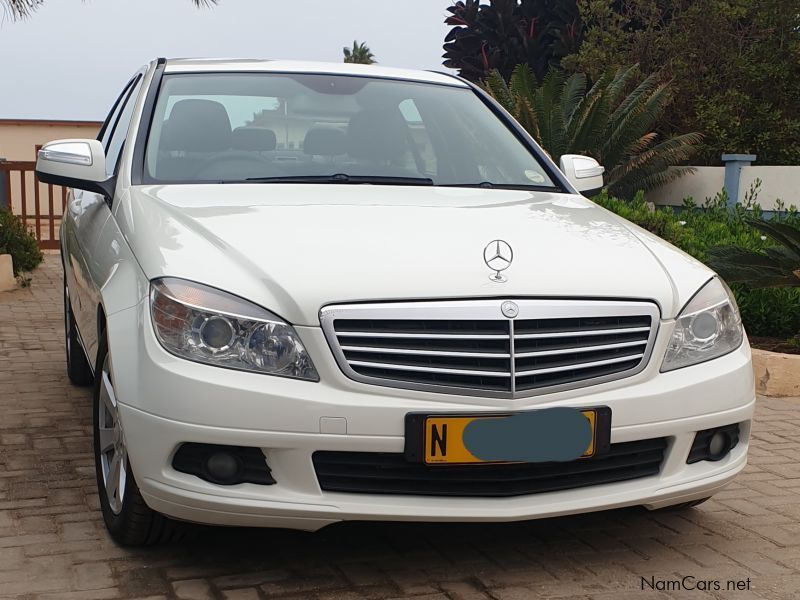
484 64 703 196
343 41 376 65
708 219 800 289
3 0 215 18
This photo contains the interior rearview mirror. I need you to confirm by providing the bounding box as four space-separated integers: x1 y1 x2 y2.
559 154 605 195
35 139 114 199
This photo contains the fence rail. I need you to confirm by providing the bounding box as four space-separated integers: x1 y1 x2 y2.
0 161 67 250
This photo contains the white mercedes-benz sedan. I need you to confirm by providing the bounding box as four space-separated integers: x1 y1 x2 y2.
35 58 754 546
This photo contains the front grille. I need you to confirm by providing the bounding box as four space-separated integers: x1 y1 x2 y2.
313 437 667 497
321 300 658 398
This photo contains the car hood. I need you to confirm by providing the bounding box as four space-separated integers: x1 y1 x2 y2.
121 185 714 325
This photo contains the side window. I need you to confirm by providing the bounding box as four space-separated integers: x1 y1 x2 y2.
97 79 135 149
104 75 144 177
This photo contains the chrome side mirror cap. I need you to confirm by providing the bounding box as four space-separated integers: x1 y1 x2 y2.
35 139 113 198
559 154 605 194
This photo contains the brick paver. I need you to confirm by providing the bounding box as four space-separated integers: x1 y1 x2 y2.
1 255 799 599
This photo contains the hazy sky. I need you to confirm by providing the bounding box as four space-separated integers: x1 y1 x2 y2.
1 0 454 120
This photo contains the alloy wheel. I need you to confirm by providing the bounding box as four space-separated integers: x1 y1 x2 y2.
97 356 127 514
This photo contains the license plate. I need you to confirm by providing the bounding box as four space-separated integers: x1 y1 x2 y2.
404 407 612 465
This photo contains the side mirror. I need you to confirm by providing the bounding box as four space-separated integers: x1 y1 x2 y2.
559 154 604 195
35 139 114 199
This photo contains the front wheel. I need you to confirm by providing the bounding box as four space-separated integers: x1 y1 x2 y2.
93 336 183 546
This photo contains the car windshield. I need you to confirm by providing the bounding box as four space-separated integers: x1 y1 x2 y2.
143 72 558 189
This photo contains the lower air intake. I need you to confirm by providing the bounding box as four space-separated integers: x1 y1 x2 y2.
313 437 666 497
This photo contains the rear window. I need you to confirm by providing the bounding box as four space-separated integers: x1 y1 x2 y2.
143 72 557 189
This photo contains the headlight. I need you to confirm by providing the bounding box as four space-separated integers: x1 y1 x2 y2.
150 278 319 381
661 277 744 372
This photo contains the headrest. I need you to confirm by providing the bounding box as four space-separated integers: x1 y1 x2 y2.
347 108 408 161
303 128 346 156
160 99 231 152
231 127 277 151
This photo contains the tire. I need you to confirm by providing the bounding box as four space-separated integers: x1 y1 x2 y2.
93 335 183 546
63 279 93 386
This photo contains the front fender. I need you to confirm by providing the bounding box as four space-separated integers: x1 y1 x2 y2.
89 205 149 368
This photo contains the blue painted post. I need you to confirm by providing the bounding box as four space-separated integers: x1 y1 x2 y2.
721 154 756 209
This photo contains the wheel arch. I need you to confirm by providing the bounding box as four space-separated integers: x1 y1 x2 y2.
97 304 108 342
94 249 149 366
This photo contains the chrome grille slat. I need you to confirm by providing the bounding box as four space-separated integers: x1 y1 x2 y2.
347 360 513 378
514 326 651 340
514 340 647 358
334 331 509 340
320 300 659 399
515 353 646 377
341 345 511 358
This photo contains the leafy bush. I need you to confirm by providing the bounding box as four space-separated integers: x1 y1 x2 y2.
594 191 800 338
443 0 584 83
0 208 43 275
442 1 800 166
484 64 702 196
707 219 800 289
567 0 800 166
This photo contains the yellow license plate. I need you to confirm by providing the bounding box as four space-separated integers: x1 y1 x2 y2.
424 410 597 465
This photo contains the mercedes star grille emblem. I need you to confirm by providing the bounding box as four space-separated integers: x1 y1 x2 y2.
501 301 519 318
484 240 513 283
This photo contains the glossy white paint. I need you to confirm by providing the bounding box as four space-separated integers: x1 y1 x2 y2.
57 59 754 531
162 58 467 88
118 185 714 326
109 293 754 529
559 154 605 193
37 139 107 179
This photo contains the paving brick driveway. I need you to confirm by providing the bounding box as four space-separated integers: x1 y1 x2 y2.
2 256 800 600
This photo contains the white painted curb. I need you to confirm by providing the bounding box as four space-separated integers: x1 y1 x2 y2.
0 254 15 292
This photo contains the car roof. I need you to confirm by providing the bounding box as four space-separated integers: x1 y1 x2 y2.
162 58 467 87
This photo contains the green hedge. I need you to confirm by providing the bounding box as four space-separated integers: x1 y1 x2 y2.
594 191 800 339
0 208 43 276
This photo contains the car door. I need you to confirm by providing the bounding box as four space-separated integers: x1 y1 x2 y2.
65 73 144 365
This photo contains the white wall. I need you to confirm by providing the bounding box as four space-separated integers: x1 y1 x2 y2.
740 166 800 209
646 167 725 206
0 120 101 161
645 165 800 210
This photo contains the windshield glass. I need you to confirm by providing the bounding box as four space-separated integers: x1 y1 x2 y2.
143 72 558 189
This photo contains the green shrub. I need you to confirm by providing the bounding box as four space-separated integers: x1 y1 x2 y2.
592 192 692 249
0 208 43 276
594 191 800 339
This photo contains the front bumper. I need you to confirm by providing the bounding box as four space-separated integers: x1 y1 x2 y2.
108 301 756 531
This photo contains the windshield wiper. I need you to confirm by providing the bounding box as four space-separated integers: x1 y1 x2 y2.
244 173 434 186
439 182 561 191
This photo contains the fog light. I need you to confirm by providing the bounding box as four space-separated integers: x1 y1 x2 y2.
206 452 241 483
708 431 731 459
687 424 740 464
172 443 276 486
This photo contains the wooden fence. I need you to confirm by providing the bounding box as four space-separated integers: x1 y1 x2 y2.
0 160 67 250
